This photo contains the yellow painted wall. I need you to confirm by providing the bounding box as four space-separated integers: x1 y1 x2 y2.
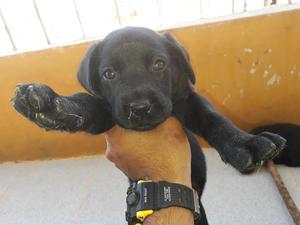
0 9 299 163
170 9 300 131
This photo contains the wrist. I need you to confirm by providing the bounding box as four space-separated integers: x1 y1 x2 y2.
126 180 198 225
143 207 194 225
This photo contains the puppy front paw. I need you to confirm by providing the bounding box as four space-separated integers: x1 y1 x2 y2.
12 83 56 120
12 83 84 132
222 133 286 174
244 132 286 172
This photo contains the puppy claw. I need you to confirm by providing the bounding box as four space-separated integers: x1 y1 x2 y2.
128 111 133 120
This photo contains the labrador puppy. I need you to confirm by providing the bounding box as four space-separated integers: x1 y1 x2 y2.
12 27 285 172
251 123 300 167
12 27 286 224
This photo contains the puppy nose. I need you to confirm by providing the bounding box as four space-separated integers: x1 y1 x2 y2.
130 100 151 117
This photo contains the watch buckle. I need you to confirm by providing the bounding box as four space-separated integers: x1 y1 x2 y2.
192 189 201 219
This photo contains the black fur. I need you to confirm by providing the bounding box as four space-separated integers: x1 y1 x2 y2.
12 27 287 224
187 130 208 225
251 123 300 167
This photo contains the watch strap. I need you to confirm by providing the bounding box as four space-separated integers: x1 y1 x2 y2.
126 180 201 224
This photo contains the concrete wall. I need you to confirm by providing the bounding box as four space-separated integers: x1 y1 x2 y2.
1 9 300 162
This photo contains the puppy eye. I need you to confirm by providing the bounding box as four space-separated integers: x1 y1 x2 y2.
152 59 166 72
103 68 117 80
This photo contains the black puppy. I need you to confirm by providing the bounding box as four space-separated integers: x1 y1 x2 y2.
251 123 300 167
12 27 286 224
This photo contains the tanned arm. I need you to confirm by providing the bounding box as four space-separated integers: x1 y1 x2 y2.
105 117 195 225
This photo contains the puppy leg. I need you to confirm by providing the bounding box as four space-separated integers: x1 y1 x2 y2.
174 91 286 173
12 83 114 134
251 124 300 167
186 130 209 225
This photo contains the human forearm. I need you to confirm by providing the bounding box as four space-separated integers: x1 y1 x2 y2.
105 118 195 225
143 207 194 225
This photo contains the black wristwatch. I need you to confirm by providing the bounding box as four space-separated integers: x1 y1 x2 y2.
125 180 201 225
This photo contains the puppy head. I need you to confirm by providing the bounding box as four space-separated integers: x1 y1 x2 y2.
78 27 195 131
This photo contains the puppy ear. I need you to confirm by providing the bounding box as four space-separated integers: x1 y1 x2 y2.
77 42 102 96
163 33 196 84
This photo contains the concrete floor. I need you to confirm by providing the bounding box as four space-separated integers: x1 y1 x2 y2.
0 149 299 225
